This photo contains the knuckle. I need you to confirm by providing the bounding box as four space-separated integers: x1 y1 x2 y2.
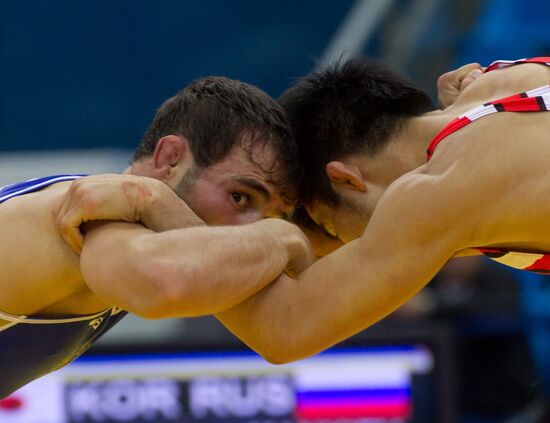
461 63 481 76
71 178 84 190
436 72 451 88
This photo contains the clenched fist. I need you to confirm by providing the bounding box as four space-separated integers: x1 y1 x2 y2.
437 62 484 109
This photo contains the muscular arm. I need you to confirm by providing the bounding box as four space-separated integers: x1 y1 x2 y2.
215 173 472 363
216 110 549 363
80 218 310 319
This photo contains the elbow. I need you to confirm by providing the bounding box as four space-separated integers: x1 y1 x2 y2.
253 321 330 364
261 342 310 365
260 346 304 365
262 352 295 366
250 333 308 365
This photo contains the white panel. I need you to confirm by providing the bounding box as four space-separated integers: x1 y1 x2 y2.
0 149 132 186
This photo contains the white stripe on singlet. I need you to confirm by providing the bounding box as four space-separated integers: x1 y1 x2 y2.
0 308 113 333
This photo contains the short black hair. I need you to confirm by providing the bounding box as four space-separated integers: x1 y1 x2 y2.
134 76 300 201
279 57 435 206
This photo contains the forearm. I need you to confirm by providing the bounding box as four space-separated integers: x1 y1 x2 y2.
81 219 301 318
216 243 374 363
216 172 469 364
216 236 450 364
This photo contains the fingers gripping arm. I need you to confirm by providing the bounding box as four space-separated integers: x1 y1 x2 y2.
55 174 200 253
437 63 484 109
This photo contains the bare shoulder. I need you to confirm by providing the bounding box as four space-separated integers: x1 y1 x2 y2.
365 166 476 254
0 181 84 315
433 109 550 174
422 110 550 246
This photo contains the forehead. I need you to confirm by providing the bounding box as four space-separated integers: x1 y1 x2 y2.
210 141 280 178
205 140 295 209
219 138 295 188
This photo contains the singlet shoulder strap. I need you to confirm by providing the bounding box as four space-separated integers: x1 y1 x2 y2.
0 174 86 203
426 57 550 161
484 57 550 73
426 84 550 161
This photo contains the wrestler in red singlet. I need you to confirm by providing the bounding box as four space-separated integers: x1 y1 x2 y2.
427 57 550 273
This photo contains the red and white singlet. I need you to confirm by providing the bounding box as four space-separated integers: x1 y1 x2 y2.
426 57 550 273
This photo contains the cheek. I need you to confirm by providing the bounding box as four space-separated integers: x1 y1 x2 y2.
191 192 261 225
191 192 234 224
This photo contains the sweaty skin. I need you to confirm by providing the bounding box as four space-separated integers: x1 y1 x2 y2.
49 61 549 365
212 62 550 363
0 144 313 327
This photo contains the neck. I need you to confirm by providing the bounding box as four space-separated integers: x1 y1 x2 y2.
125 159 154 177
342 110 461 224
396 109 459 163
353 110 458 187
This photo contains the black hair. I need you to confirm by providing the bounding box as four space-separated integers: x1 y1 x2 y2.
134 76 300 201
279 57 435 206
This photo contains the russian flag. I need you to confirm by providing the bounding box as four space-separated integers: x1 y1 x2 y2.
293 350 417 420
296 387 411 419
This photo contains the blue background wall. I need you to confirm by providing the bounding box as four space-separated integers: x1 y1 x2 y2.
0 0 352 151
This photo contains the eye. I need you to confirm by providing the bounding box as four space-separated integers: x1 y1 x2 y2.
231 192 250 208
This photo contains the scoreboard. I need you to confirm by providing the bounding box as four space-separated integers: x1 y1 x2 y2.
1 346 439 423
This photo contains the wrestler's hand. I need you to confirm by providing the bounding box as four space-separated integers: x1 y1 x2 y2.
437 62 484 109
285 228 316 279
54 174 203 254
264 218 315 278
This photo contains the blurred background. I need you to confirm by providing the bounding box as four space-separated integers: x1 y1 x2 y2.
1 0 549 422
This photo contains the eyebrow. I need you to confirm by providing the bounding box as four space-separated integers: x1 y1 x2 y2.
232 177 270 201
233 177 294 219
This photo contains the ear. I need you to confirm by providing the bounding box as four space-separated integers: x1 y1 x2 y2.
151 135 191 178
326 161 367 192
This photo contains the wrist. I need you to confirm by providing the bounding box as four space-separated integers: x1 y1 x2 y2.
258 218 304 260
141 179 205 232
139 178 177 231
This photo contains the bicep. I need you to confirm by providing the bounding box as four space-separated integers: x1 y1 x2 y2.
0 185 83 313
